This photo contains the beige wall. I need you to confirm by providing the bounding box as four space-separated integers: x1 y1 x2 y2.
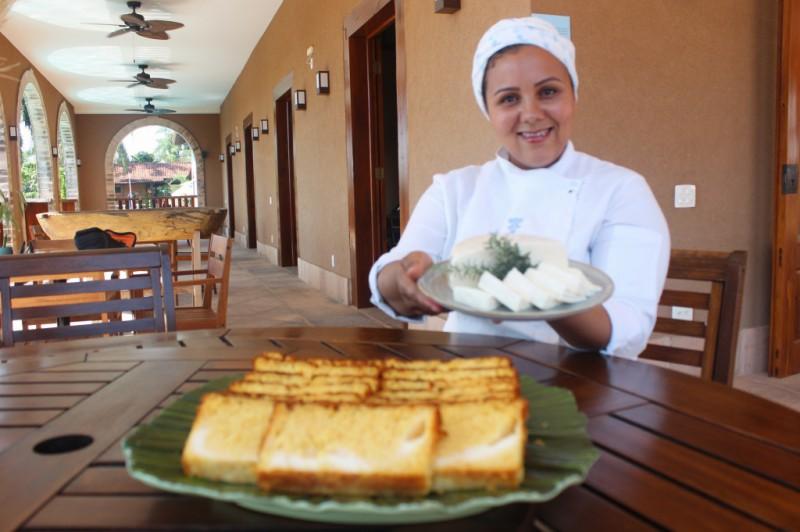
74 114 222 211
221 0 777 329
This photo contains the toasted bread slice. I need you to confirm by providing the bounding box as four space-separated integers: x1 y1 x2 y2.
433 398 528 492
181 393 275 483
383 356 512 370
253 357 381 378
257 402 440 496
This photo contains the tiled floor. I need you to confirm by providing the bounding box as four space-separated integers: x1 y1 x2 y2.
223 245 800 412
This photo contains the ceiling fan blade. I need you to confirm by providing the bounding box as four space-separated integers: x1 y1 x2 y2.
154 109 176 114
147 82 169 90
145 20 183 33
149 77 175 85
137 30 169 40
126 82 141 88
124 109 145 112
108 27 132 38
108 79 133 82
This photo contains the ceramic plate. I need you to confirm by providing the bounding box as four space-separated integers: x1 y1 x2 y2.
418 260 614 321
123 375 599 526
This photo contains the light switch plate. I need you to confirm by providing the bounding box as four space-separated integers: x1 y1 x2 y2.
674 184 696 208
672 306 693 321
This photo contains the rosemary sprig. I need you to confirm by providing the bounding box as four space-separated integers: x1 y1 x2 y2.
450 234 532 280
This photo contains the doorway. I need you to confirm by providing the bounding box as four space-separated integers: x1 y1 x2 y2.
345 0 403 307
225 137 235 239
243 121 257 249
275 90 298 266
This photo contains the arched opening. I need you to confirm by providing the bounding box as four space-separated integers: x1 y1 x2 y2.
17 70 54 241
104 117 206 209
57 102 79 211
0 97 13 250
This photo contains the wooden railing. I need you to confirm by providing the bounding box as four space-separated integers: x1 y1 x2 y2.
115 196 199 210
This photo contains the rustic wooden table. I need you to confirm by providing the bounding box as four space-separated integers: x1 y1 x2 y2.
0 327 797 531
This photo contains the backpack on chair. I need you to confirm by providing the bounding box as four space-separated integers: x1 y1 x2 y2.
74 227 136 249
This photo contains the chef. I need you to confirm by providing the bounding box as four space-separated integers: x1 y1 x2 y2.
369 15 670 359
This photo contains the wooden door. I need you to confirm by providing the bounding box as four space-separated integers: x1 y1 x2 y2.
244 124 257 249
225 142 236 239
275 90 297 267
771 0 800 376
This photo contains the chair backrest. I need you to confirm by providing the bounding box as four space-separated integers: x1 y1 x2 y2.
29 239 76 253
0 245 175 346
640 249 747 385
206 234 233 326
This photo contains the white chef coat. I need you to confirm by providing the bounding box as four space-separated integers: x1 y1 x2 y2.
368 142 670 359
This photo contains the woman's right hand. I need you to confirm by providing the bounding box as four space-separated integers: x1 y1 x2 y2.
376 251 444 317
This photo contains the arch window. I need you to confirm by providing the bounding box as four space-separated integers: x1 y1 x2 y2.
57 103 79 207
17 73 53 203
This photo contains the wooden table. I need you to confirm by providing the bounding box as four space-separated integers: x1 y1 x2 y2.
0 327 797 531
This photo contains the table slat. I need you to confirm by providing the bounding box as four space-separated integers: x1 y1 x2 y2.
0 382 105 396
0 409 62 427
589 415 800 529
64 465 160 494
532 485 657 531
0 371 122 383
446 345 561 381
615 403 800 490
0 395 85 409
0 360 204 532
543 373 647 417
587 452 771 530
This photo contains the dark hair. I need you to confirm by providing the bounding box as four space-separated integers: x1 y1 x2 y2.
481 44 527 108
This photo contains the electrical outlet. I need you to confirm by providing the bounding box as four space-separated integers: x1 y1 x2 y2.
331 254 335 268
269 196 273 205
672 306 693 321
270 234 274 244
674 184 696 208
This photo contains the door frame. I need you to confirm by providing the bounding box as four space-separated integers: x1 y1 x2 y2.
243 115 257 249
273 73 298 267
771 0 800 376
224 134 235 239
344 0 408 307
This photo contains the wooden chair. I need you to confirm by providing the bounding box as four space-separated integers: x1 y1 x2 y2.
640 249 747 385
173 234 232 331
0 245 176 346
28 239 76 253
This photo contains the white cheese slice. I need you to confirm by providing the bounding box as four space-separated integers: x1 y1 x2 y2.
566 267 602 295
524 267 585 303
503 268 559 310
452 285 499 312
478 271 529 312
537 261 583 294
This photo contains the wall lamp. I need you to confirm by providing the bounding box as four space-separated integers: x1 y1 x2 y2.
8 125 16 140
219 153 225 162
294 90 307 110
251 127 259 141
316 71 330 94
76 158 81 167
260 118 269 134
434 0 460 13
229 144 235 156
51 146 58 157
235 140 242 152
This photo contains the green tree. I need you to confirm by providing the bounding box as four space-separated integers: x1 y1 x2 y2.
59 165 67 200
114 143 130 173
21 159 38 199
154 129 191 163
131 151 155 163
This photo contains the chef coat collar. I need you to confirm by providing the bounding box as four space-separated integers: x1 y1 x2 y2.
496 141 577 179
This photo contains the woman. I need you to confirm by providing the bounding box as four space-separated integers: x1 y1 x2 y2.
369 16 670 359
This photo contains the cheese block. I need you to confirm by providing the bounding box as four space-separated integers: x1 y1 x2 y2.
452 285 499 311
503 268 559 310
478 271 529 312
451 234 569 272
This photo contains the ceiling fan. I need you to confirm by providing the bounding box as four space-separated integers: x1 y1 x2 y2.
125 98 176 115
107 1 184 40
110 64 175 89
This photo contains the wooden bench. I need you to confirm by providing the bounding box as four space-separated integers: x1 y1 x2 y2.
0 245 176 346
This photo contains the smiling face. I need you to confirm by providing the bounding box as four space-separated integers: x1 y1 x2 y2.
484 45 576 169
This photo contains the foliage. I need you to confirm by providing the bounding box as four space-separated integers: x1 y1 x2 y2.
131 151 155 163
153 181 172 197
21 98 31 129
59 165 67 200
115 143 130 173
450 234 533 280
154 129 191 163
20 150 39 200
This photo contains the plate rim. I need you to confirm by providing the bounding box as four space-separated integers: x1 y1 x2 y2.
418 259 614 321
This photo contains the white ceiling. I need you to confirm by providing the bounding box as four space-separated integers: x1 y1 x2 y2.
0 0 283 114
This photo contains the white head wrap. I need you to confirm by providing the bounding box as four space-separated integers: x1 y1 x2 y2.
472 16 578 118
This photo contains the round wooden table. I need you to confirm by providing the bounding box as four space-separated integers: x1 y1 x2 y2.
0 327 797 530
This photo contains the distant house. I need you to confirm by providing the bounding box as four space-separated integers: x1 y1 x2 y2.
112 162 192 197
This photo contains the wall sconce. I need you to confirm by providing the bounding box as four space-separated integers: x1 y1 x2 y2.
316 71 330 94
434 0 460 13
219 153 225 162
306 46 314 70
8 125 16 140
51 146 58 157
260 119 269 134
76 158 81 167
229 144 235 156
235 140 241 152
251 127 259 141
294 90 307 110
